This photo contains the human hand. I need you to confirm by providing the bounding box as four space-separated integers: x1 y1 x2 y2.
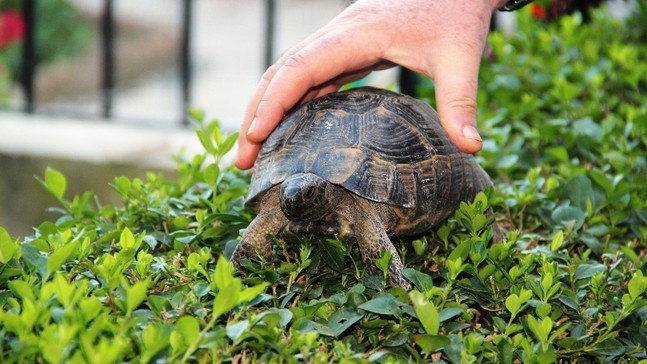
236 0 507 170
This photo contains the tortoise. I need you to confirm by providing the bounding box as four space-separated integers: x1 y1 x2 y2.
232 86 492 289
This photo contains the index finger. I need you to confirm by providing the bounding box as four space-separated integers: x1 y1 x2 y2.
246 30 381 142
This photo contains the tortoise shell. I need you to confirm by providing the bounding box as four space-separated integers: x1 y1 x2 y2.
247 86 491 224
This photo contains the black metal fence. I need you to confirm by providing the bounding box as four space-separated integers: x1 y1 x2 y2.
18 0 280 125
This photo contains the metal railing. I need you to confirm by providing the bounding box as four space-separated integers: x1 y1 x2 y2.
16 1 424 126
20 0 36 114
17 0 280 126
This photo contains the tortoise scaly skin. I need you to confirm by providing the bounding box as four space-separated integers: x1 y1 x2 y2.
232 87 492 289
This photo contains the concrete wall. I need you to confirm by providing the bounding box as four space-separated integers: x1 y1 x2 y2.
0 154 169 236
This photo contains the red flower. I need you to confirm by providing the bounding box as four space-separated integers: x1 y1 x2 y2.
531 4 547 19
0 10 26 49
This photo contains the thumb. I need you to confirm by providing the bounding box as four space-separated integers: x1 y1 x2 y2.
430 44 485 154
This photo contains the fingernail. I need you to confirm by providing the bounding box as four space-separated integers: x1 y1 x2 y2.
247 118 258 137
462 125 482 141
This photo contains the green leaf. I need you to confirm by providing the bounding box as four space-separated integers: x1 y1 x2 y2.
126 280 148 314
544 146 569 162
469 240 487 265
319 239 348 273
113 176 131 196
536 303 552 318
497 337 514 364
174 316 200 346
295 319 336 337
412 237 428 255
402 268 433 291
8 279 36 301
439 307 463 322
473 191 489 212
188 108 205 123
120 228 136 249
219 132 239 157
41 167 67 201
628 270 645 300
540 272 554 299
193 282 210 298
0 226 18 264
384 333 409 347
203 163 220 186
416 334 450 354
258 308 293 327
549 230 564 252
593 338 626 356
175 234 199 245
79 296 102 322
556 337 579 349
212 126 223 146
22 242 48 277
358 293 403 317
563 175 595 210
375 250 392 277
574 264 607 280
148 295 172 315
213 255 235 292
552 206 585 230
573 117 603 141
445 257 467 281
226 320 249 341
142 323 172 359
52 273 76 307
328 309 364 337
526 315 552 345
586 170 613 196
620 245 640 266
239 282 269 303
196 129 217 156
447 240 471 263
213 279 241 319
47 240 79 275
436 224 452 246
409 290 439 335
505 294 521 316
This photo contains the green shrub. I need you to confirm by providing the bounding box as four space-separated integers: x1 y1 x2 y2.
0 5 646 363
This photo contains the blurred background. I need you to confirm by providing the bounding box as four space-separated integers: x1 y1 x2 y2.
0 0 359 236
0 0 635 236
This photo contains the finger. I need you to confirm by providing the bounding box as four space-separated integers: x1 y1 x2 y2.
236 56 375 170
235 133 263 170
305 66 379 103
236 29 327 169
237 36 323 170
430 37 488 154
236 70 363 170
247 31 379 142
243 32 321 122
239 17 342 137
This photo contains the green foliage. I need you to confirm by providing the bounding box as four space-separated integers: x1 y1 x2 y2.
1 5 647 363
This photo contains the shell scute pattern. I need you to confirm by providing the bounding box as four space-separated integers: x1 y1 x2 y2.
359 113 428 163
247 87 491 225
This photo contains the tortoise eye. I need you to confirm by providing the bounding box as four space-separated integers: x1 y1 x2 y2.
304 186 315 198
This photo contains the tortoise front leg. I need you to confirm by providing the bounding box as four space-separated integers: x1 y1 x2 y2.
338 198 412 290
232 189 288 263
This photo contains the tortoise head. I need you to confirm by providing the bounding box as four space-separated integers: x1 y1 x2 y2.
279 173 342 221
